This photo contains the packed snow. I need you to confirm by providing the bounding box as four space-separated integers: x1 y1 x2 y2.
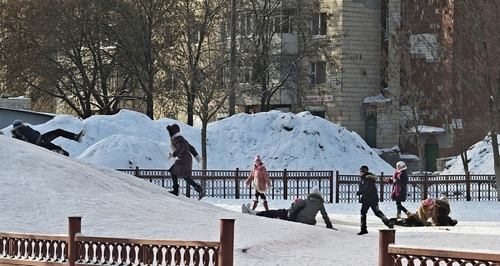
1 110 500 266
2 110 395 173
441 134 500 174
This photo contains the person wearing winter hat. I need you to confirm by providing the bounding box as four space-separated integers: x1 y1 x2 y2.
242 187 336 229
166 124 205 200
245 155 272 211
355 165 393 235
434 196 458 226
402 198 437 227
241 198 303 221
384 161 410 219
11 119 85 156
289 186 334 229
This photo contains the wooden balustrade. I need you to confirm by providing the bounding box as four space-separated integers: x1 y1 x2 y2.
379 229 500 266
0 217 234 266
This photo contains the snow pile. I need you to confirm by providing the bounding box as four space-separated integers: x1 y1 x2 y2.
1 110 394 174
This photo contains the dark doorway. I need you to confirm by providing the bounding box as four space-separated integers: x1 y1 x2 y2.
425 143 439 172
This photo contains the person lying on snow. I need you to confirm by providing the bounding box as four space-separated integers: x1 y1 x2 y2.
11 120 85 156
242 186 336 229
434 196 458 226
392 197 457 227
242 197 303 221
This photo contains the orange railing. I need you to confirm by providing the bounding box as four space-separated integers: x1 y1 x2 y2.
379 229 500 266
0 217 234 266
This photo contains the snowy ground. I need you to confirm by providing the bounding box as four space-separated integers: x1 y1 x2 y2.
1 110 500 265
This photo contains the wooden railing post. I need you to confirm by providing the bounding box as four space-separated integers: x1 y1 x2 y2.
423 173 428 200
329 170 334 203
380 172 385 202
466 171 471 201
68 216 81 266
335 171 340 203
235 168 240 199
283 169 288 200
379 229 395 266
219 219 235 266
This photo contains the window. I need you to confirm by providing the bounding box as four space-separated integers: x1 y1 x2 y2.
384 11 389 40
238 12 254 37
308 62 326 85
310 110 326 118
311 13 327 36
274 15 292 34
219 22 227 42
238 66 251 83
190 27 201 45
237 61 256 84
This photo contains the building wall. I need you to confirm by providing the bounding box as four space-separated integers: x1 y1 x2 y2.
0 108 55 130
314 0 399 148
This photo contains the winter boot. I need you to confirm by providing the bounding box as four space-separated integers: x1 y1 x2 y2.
76 129 86 143
382 217 394 229
263 201 269 211
52 149 69 156
449 219 458 226
169 185 179 196
242 203 250 214
396 209 401 219
406 211 412 217
195 186 205 200
358 214 368 235
251 201 258 210
244 203 257 215
357 228 368 235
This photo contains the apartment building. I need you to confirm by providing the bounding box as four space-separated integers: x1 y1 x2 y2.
395 0 493 171
236 0 400 150
235 0 490 171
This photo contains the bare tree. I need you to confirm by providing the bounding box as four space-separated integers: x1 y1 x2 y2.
388 0 451 173
448 0 500 197
165 0 231 168
232 0 338 112
0 0 140 118
98 0 178 119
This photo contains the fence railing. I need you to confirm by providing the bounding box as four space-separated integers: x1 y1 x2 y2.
117 167 336 203
379 229 500 266
337 172 498 203
0 217 235 266
117 167 498 203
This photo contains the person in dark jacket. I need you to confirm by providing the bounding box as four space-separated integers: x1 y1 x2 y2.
434 196 458 226
10 120 85 156
384 161 410 219
166 124 205 200
242 186 335 229
355 165 393 235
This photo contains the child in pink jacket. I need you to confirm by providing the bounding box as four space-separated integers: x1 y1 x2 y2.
245 155 272 210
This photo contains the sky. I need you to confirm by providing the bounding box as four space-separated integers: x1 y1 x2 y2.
1 110 500 265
